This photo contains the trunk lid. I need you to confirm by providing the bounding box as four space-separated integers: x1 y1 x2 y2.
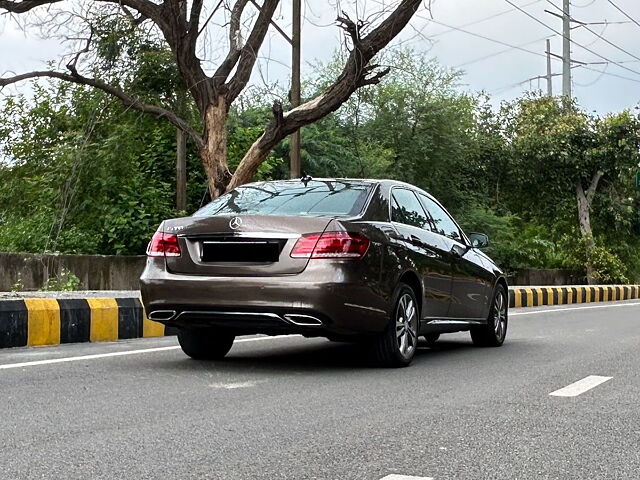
163 215 333 276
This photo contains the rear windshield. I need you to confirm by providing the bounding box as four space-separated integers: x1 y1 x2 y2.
194 181 372 218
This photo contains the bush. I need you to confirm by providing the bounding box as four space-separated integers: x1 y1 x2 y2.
559 235 629 284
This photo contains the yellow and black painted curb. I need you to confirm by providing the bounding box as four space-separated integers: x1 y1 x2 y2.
0 297 175 349
508 285 640 309
2 286 639 349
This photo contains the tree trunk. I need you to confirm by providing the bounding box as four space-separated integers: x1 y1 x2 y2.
200 95 231 199
576 182 596 284
226 138 271 192
226 101 286 192
576 171 603 285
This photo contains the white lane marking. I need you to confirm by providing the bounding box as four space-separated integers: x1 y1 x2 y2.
511 302 640 316
549 375 613 397
380 475 434 480
0 335 301 371
2 300 639 371
209 380 261 389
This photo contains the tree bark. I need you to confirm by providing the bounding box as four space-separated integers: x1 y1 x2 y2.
575 171 603 285
201 95 231 198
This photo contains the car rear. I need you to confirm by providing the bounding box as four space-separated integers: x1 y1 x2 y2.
140 180 390 337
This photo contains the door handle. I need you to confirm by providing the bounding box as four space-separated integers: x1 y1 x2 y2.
410 235 424 247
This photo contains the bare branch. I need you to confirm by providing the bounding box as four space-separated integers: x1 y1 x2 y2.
229 0 249 50
197 0 223 37
212 0 252 89
188 0 203 32
66 26 93 72
227 0 423 190
225 0 279 103
119 4 147 26
336 11 365 49
0 0 61 13
0 70 203 148
1 0 160 19
358 66 390 87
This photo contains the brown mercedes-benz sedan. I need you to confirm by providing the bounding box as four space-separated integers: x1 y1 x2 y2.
140 178 508 367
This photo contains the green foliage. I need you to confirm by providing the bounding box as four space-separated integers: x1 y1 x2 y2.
1 46 638 283
457 207 561 274
560 236 629 284
41 268 82 292
10 274 24 293
0 82 183 255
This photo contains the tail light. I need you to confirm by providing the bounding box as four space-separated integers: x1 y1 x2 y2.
290 231 369 259
146 232 181 257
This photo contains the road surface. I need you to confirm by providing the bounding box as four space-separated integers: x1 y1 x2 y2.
1 301 639 479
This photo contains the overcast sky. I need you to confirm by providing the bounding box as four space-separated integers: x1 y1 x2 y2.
1 0 639 114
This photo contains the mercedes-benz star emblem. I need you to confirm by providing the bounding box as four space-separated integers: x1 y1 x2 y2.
229 217 242 230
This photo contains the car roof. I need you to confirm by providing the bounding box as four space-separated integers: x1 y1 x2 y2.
244 177 422 189
239 178 438 203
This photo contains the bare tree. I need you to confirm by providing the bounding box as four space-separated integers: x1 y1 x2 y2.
0 0 425 198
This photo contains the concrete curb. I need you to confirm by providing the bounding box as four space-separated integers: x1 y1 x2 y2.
508 285 640 308
1 285 639 349
0 295 175 349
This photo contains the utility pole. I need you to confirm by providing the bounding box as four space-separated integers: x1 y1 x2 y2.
562 0 571 97
546 39 553 96
289 0 302 179
176 91 187 211
176 128 187 211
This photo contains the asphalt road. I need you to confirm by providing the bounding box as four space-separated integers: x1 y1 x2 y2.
1 301 639 480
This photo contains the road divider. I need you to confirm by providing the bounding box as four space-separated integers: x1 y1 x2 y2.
1 284 639 349
0 295 172 349
508 285 640 308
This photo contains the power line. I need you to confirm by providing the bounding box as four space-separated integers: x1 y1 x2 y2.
426 17 554 62
491 60 640 95
606 0 640 30
572 0 598 7
504 0 640 77
581 64 640 83
430 0 541 37
455 34 552 67
579 24 640 62
574 64 609 87
491 63 582 94
546 0 640 63
425 10 640 93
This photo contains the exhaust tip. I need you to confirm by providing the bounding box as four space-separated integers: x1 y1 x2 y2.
148 310 177 321
284 314 323 327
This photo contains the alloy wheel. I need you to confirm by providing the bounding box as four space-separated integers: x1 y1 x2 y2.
493 291 507 341
396 293 418 358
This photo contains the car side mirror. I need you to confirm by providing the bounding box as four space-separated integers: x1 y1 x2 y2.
469 232 489 248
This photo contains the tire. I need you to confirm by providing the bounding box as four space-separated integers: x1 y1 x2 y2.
372 283 419 367
177 328 235 360
471 284 508 347
423 333 440 346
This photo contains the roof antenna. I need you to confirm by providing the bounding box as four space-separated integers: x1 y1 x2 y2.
301 172 312 187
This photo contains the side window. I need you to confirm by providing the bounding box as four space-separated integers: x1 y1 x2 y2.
419 194 463 241
391 189 430 229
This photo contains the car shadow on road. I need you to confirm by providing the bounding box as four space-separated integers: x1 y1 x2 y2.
156 335 527 374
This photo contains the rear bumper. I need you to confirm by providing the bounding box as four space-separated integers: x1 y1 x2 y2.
140 258 390 336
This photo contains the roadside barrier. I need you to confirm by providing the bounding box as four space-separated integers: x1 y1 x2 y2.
1 285 639 349
0 296 174 349
508 285 640 308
